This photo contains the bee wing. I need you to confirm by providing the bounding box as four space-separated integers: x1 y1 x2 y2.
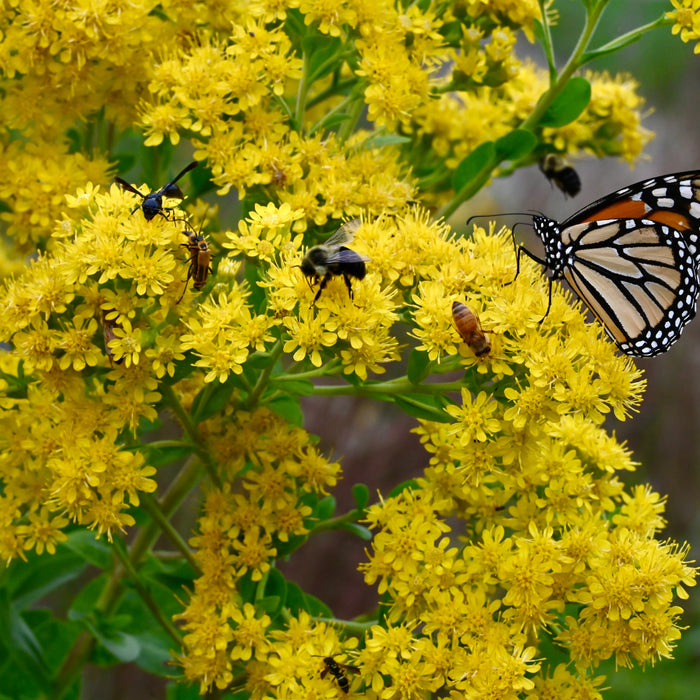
325 247 370 264
324 219 362 247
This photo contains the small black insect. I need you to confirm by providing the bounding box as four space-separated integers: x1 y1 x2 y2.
539 154 581 198
320 657 359 694
115 160 198 220
300 219 369 303
177 223 212 302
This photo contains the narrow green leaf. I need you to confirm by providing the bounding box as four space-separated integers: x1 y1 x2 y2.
394 393 453 423
190 379 236 423
494 129 537 162
539 77 591 128
303 34 343 83
89 622 141 663
581 33 643 63
452 141 496 192
406 349 432 385
340 522 373 540
63 530 112 571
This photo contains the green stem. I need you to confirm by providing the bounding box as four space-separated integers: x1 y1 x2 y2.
309 616 376 636
311 377 465 397
112 542 183 645
308 509 362 534
141 493 201 575
246 341 284 407
161 383 222 488
436 0 612 222
51 457 203 699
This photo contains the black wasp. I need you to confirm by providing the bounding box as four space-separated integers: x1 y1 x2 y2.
320 656 359 694
115 160 198 220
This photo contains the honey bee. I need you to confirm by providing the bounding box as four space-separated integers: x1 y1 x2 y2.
114 161 198 220
320 657 359 695
300 219 369 303
177 223 212 302
452 301 493 357
539 154 581 198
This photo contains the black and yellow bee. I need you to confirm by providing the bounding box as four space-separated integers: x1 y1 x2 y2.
300 219 369 303
539 154 581 198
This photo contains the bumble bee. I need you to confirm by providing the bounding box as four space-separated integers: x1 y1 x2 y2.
114 160 198 220
300 219 369 303
539 154 581 198
452 301 492 357
320 657 359 694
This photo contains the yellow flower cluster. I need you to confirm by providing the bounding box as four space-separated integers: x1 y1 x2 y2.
175 407 342 689
0 0 697 697
667 0 700 53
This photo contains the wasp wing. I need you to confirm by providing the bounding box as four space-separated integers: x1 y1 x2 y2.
114 177 145 198
157 161 199 198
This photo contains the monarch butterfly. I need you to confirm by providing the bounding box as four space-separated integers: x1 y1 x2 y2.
539 154 581 198
516 170 700 357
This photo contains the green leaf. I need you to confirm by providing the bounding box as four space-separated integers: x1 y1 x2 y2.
387 479 419 499
394 393 453 423
267 394 303 425
352 483 370 511
494 129 537 162
284 581 333 617
340 522 373 540
406 349 432 385
6 548 88 609
62 530 112 571
303 34 343 83
581 32 643 63
452 141 496 192
0 591 51 685
316 496 336 521
190 378 236 423
88 621 141 663
361 133 412 148
539 77 591 128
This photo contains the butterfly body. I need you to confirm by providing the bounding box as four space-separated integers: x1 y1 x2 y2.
523 172 700 356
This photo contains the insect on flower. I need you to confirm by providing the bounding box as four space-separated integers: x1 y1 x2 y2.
513 169 700 356
101 312 123 365
114 161 198 220
319 657 359 695
177 222 213 303
300 219 370 303
539 154 581 198
452 301 492 357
